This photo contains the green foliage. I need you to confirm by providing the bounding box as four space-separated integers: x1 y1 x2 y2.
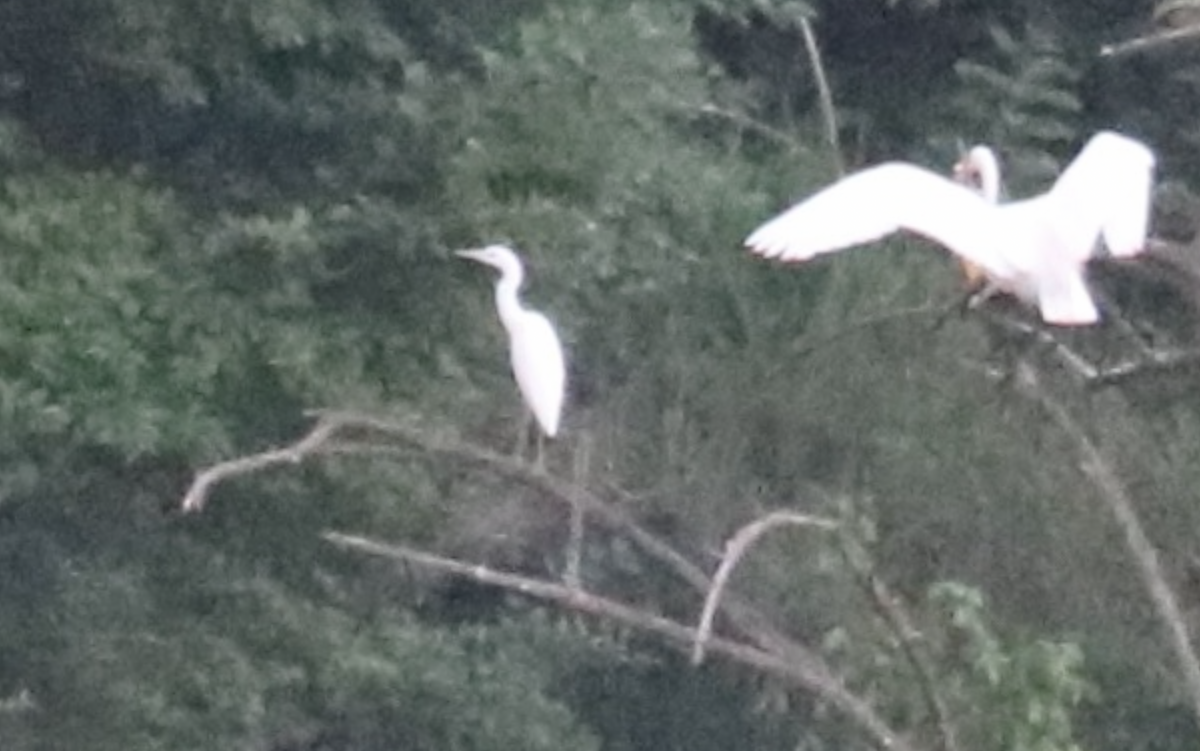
0 553 600 751
815 575 1092 751
83 0 409 104
931 583 1090 751
944 24 1083 189
0 164 230 456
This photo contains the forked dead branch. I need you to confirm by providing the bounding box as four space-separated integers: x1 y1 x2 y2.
178 409 921 751
691 510 837 665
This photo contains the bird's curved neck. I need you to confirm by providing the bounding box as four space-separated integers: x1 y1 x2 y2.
493 269 527 331
975 150 1002 202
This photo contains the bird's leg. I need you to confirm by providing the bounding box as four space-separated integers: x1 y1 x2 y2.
513 410 533 462
966 279 1003 310
931 289 980 331
534 431 548 474
983 312 1048 389
932 278 1001 332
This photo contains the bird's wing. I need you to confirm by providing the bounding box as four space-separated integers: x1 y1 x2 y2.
509 312 566 438
1099 155 1154 257
1048 131 1156 259
745 163 1019 276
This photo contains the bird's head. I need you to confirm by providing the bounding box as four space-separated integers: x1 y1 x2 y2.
952 145 1002 204
953 146 991 188
951 145 1002 292
456 244 525 277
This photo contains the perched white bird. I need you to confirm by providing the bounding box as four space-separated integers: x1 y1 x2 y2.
457 244 566 467
746 131 1156 326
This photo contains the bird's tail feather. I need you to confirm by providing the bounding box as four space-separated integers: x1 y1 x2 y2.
1036 271 1099 326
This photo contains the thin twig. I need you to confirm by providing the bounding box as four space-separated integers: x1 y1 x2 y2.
1086 348 1200 388
1013 362 1200 726
564 430 591 590
837 532 962 751
786 301 958 364
799 17 843 176
694 103 808 152
972 311 1101 382
1100 24 1200 58
324 531 917 751
692 511 837 664
954 304 1200 389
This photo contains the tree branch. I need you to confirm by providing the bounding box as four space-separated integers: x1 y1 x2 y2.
837 532 962 751
964 308 1200 389
1013 362 1200 725
266 412 831 668
693 103 808 153
324 530 918 751
1100 24 1200 58
180 411 919 749
692 511 837 665
799 17 843 176
971 311 1102 382
1085 347 1200 388
180 416 342 512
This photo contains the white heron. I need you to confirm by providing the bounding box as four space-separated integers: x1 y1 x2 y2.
457 244 566 469
746 131 1156 326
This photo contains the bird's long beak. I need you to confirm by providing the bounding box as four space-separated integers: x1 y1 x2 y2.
455 248 485 262
952 159 978 189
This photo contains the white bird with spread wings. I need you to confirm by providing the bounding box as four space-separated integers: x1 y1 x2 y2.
745 131 1156 326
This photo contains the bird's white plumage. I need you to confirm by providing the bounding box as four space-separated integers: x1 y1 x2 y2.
746 163 1025 277
745 131 1157 326
1043 131 1155 260
508 310 565 437
457 244 566 438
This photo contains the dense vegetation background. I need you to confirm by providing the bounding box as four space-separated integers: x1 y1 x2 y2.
0 0 1197 749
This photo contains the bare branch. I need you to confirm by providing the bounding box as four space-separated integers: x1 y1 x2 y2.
1014 362 1200 725
324 531 918 751
962 307 1200 389
179 412 817 653
1100 24 1200 58
1086 348 1200 388
564 431 592 590
784 302 958 367
183 413 920 751
786 292 1194 390
297 412 831 669
799 18 843 176
180 416 342 512
692 511 837 665
971 312 1102 381
693 103 808 153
